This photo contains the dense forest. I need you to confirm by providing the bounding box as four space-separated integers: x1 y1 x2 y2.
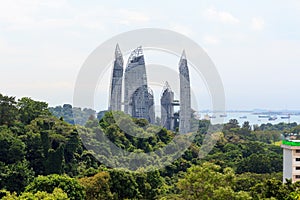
1 93 300 199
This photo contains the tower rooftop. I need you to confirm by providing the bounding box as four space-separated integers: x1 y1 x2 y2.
163 81 171 91
180 50 187 60
161 81 173 97
115 43 123 59
179 50 188 67
128 46 144 64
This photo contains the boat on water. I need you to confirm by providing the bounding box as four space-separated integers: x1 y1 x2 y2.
239 116 247 119
268 116 277 121
281 114 291 119
220 114 227 117
209 115 216 119
258 115 271 118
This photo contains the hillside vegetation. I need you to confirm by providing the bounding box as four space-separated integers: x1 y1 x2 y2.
1 93 300 199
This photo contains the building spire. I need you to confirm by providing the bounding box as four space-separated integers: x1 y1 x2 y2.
179 50 187 66
180 50 187 60
109 43 124 111
115 43 123 59
164 81 171 91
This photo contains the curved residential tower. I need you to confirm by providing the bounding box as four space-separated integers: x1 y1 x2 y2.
179 50 191 134
161 81 174 130
109 44 123 111
124 46 155 123
108 45 192 127
131 86 155 123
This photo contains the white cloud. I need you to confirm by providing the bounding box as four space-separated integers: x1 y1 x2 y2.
38 0 68 9
203 35 219 45
118 9 150 25
0 1 151 31
251 17 265 31
0 0 68 24
0 0 73 31
0 36 28 55
203 7 240 24
169 23 195 36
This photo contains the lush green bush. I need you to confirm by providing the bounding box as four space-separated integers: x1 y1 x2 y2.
0 188 69 200
25 174 85 200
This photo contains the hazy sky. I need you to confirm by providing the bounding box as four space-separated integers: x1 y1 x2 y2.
1 0 300 111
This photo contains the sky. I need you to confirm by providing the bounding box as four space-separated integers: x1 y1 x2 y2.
1 0 300 111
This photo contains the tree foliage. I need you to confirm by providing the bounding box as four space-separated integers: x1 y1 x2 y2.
177 162 250 199
79 171 113 200
0 94 18 127
2 93 300 199
1 188 69 200
17 97 50 125
25 174 85 200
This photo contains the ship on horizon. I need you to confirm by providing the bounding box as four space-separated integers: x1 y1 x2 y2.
281 114 291 119
268 116 278 121
258 115 271 118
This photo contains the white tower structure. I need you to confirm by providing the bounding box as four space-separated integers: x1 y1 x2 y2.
281 140 300 183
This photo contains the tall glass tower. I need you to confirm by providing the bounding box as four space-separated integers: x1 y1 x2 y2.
161 82 174 130
109 44 123 111
179 50 191 133
124 46 154 123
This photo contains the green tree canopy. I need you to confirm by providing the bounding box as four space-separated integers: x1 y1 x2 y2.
177 162 251 200
25 174 85 200
0 94 18 126
0 128 25 164
1 188 69 200
17 97 50 125
79 171 113 200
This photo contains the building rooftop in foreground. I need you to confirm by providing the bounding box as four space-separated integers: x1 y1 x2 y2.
282 140 300 148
